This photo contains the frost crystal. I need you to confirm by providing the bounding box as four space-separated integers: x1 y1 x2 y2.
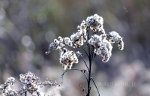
59 48 78 70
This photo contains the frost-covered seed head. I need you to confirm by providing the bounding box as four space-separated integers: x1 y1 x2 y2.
5 90 17 96
88 34 103 47
20 72 39 94
0 73 59 96
59 48 78 70
63 37 73 47
47 36 66 53
0 77 16 96
86 14 104 33
118 39 124 50
5 77 15 86
70 31 86 48
94 39 112 62
78 20 87 31
108 31 124 50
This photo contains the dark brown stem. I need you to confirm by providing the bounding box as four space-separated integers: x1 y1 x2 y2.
86 27 93 96
86 44 92 96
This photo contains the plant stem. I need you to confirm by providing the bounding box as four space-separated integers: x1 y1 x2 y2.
87 49 92 96
86 27 92 96
25 92 27 96
87 37 93 96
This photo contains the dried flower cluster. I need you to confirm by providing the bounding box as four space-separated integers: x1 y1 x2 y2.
0 72 59 96
60 48 78 70
0 77 17 96
47 14 124 69
19 72 40 94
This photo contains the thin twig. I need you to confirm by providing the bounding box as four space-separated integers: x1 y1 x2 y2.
91 78 100 96
81 47 89 57
80 55 89 70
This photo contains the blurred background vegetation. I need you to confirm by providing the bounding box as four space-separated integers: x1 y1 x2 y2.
0 0 150 96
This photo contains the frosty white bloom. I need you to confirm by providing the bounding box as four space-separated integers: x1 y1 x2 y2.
108 31 124 50
70 21 88 48
94 39 113 62
59 48 78 70
77 20 87 31
118 39 124 50
70 31 86 48
63 37 73 47
20 72 40 94
86 14 105 33
0 77 17 96
47 36 65 53
5 90 17 96
5 77 15 86
88 34 113 62
88 34 103 47
78 20 87 41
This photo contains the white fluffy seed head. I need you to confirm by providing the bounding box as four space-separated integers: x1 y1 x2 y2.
108 31 124 50
70 31 86 48
59 49 78 70
94 39 112 62
19 72 40 94
86 14 104 33
88 34 103 47
63 37 73 47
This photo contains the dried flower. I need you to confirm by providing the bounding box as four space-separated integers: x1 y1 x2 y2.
5 90 17 96
59 48 78 70
63 37 73 47
88 34 103 47
19 72 40 94
0 77 17 96
88 34 113 62
5 77 15 86
70 30 86 48
86 14 105 33
0 72 60 96
94 39 113 62
108 31 124 50
47 36 65 53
